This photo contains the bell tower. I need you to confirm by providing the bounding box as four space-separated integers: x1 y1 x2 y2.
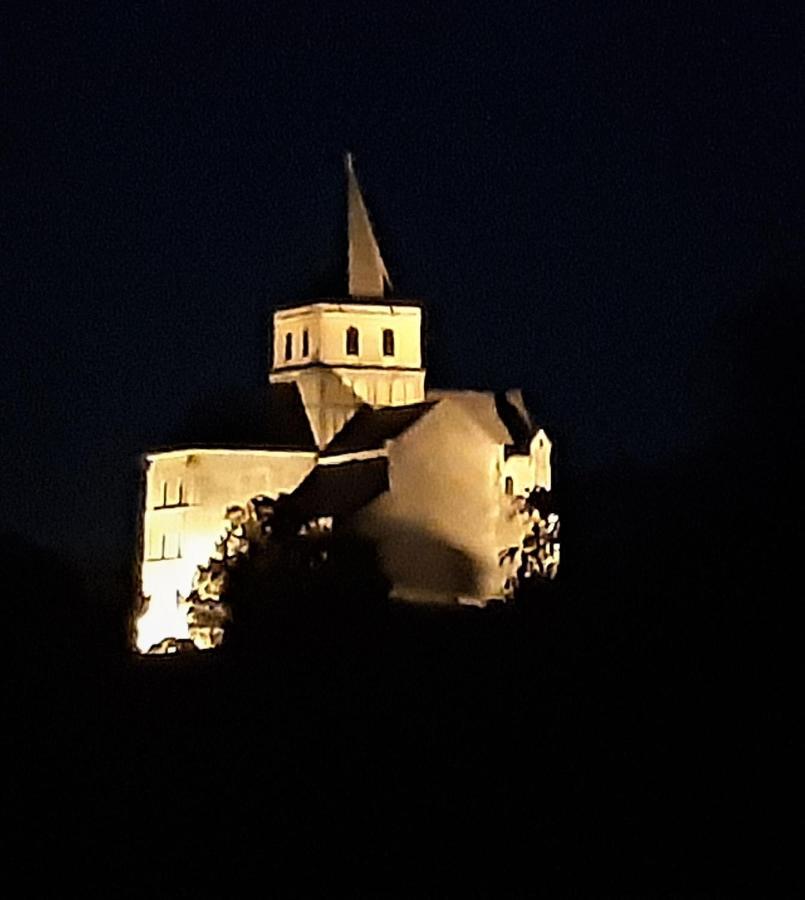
269 154 426 448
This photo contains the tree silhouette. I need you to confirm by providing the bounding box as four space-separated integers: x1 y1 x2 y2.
179 494 389 652
499 487 561 601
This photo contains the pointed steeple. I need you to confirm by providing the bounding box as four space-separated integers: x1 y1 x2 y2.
345 152 392 298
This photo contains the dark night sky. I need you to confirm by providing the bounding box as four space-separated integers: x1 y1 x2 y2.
2 1 802 565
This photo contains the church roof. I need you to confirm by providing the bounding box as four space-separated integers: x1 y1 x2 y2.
494 389 537 456
285 457 389 520
424 388 539 453
273 296 423 311
276 155 419 306
261 382 319 449
166 382 317 451
321 402 436 456
346 152 392 298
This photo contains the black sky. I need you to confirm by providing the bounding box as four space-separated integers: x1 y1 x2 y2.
2 1 802 564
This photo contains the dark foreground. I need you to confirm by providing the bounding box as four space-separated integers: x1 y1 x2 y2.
9 438 798 894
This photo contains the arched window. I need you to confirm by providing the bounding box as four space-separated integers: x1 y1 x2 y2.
383 328 395 356
346 326 359 356
505 476 514 496
284 332 293 361
302 328 309 357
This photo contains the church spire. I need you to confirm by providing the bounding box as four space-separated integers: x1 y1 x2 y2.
345 152 392 298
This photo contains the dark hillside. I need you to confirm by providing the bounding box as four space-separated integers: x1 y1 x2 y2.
8 453 788 892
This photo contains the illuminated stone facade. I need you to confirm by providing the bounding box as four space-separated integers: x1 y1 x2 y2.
270 301 426 447
138 449 316 652
136 156 557 652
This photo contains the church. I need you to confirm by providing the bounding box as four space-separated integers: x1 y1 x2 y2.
135 156 558 653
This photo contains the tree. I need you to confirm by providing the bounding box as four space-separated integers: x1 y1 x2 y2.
499 487 560 601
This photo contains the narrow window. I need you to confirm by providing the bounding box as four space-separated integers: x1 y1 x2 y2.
383 328 395 356
177 479 184 505
284 332 293 361
162 533 180 559
157 481 167 508
505 476 514 496
149 531 182 561
346 326 359 356
302 328 309 357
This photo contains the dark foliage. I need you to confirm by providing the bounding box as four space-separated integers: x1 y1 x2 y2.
219 520 391 660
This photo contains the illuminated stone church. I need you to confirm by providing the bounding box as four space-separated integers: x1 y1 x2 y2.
136 156 557 652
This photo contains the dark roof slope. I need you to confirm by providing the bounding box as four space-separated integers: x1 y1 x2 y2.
285 457 389 521
166 382 316 451
261 382 317 449
322 402 436 456
495 390 537 457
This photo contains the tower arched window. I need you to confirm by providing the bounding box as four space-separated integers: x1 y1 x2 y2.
383 328 395 356
284 332 293 361
505 476 514 496
302 328 309 358
346 326 359 356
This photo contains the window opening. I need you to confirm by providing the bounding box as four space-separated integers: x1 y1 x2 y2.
156 481 168 508
284 332 293 361
383 328 395 356
346 326 359 356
